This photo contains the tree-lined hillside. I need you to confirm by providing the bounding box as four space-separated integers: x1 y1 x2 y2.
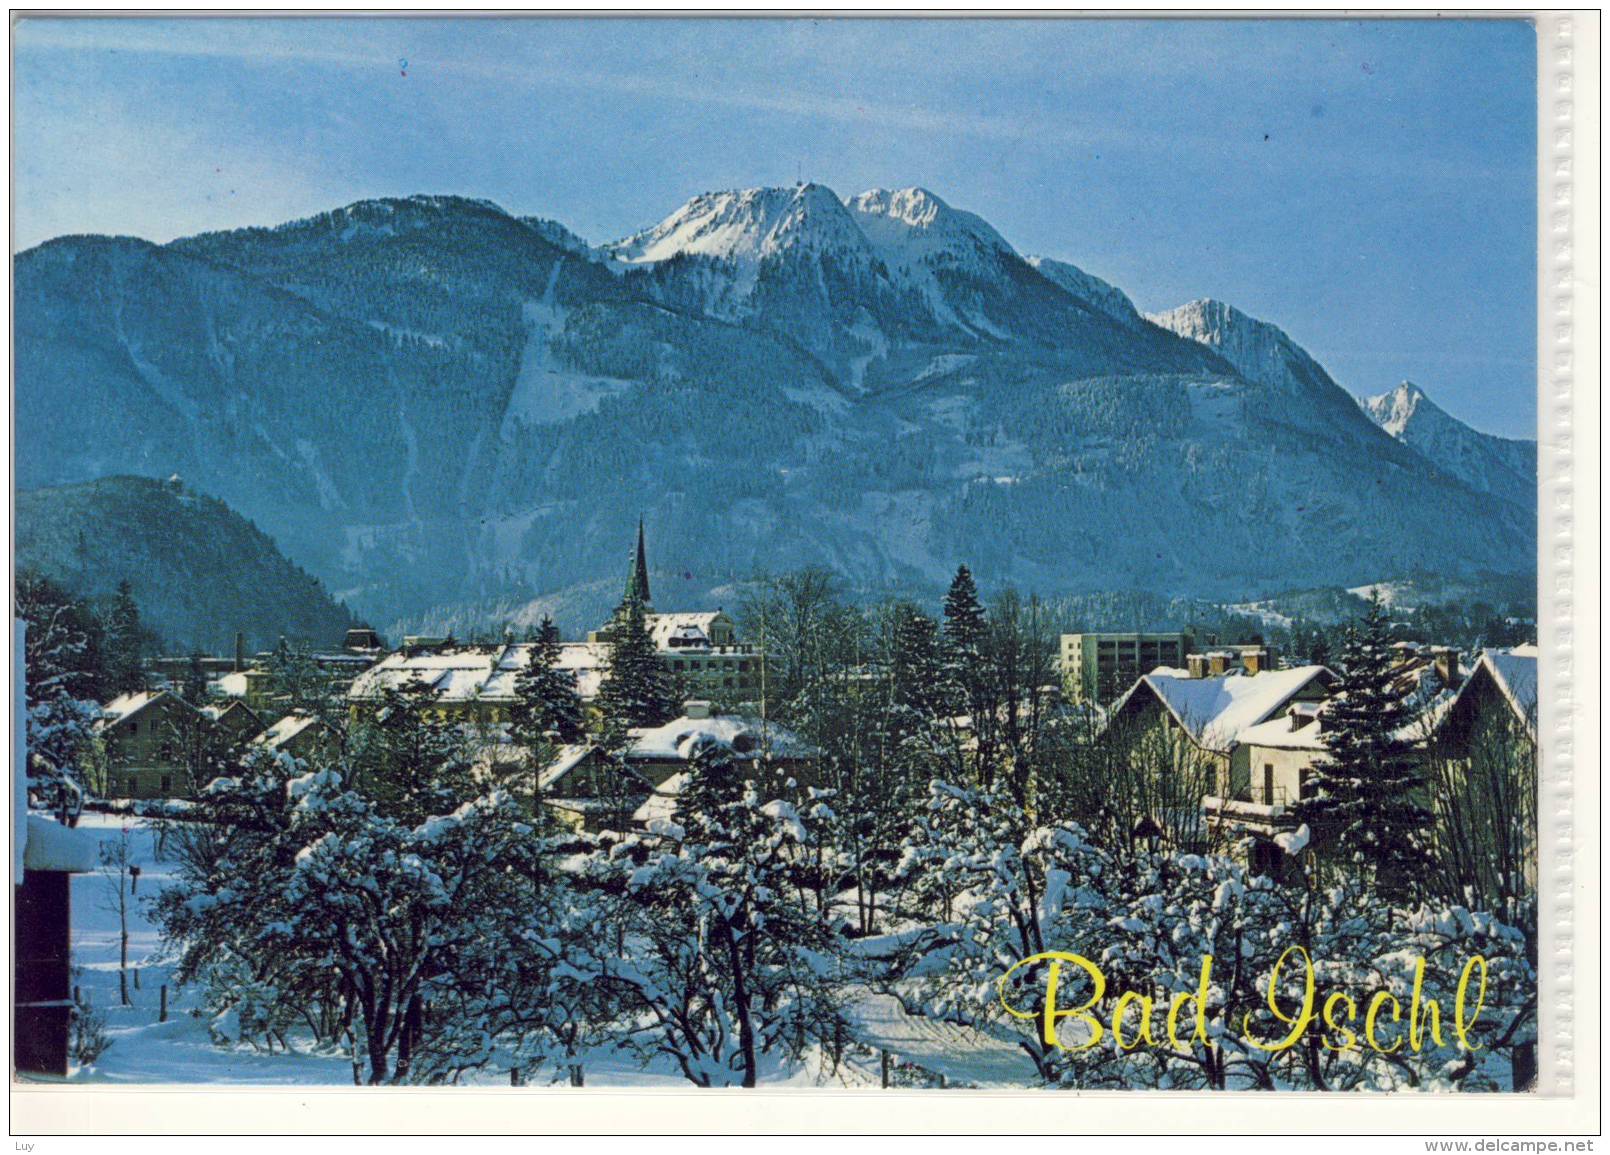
16 475 354 654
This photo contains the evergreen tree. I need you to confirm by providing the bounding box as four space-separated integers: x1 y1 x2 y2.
348 679 479 826
940 564 988 706
510 615 584 747
1303 623 1333 669
888 603 946 722
596 593 680 731
103 580 146 696
1293 594 1432 897
263 639 342 725
941 564 988 665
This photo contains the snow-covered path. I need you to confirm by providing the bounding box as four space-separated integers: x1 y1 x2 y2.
841 989 1041 1089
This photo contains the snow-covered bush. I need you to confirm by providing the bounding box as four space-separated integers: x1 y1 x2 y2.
565 737 849 1086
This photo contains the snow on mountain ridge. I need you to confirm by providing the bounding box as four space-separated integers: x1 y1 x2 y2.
842 186 1028 339
1361 381 1536 509
843 186 1016 261
1147 298 1301 383
1145 295 1379 427
1025 256 1142 327
607 183 871 268
15 190 1537 633
1362 381 1442 439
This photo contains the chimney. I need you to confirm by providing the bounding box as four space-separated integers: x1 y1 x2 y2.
1430 646 1461 689
1207 651 1230 677
1243 647 1267 675
1186 654 1207 679
234 632 245 673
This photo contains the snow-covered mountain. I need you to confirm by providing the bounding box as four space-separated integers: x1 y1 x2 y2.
14 187 1535 634
1148 296 1426 434
604 184 1218 390
1362 381 1536 511
610 183 870 270
1024 256 1142 328
1148 298 1337 395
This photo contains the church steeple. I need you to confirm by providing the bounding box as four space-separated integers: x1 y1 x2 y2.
625 519 652 608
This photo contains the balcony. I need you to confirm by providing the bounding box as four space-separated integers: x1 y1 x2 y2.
1202 793 1298 836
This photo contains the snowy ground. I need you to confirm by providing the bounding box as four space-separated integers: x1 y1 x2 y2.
57 815 693 1086
59 813 350 1085
47 814 1029 1088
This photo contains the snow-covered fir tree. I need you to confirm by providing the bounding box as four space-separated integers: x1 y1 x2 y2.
509 614 584 747
595 592 681 731
1294 593 1434 897
346 678 479 826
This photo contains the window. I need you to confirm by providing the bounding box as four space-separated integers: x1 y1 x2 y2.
160 775 173 795
128 722 138 736
1263 764 1275 805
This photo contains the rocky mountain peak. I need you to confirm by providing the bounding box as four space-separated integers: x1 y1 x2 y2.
844 186 1015 263
606 183 869 267
1362 380 1435 438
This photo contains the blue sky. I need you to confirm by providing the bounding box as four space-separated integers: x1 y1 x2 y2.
13 17 1538 436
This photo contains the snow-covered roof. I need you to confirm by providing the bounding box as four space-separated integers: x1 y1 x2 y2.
646 612 729 649
537 744 602 791
631 771 688 828
626 714 816 763
251 712 322 750
200 700 257 724
210 671 251 698
1116 665 1336 753
96 689 196 730
99 690 161 725
349 642 607 702
1439 645 1539 741
1484 645 1539 723
1236 707 1329 751
23 814 102 873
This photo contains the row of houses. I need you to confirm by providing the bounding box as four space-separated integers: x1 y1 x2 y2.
339 607 755 727
93 688 334 798
1105 640 1537 870
94 636 1537 882
95 681 816 841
